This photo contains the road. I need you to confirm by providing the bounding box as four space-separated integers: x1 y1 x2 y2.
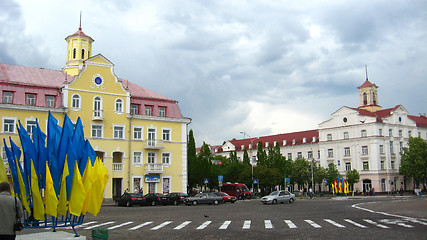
17 196 427 240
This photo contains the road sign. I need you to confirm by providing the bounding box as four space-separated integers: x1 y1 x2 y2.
323 179 328 184
253 179 258 184
204 178 209 184
218 161 222 165
285 178 290 183
218 175 223 182
389 180 393 184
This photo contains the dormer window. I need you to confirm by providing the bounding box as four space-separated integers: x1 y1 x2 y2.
302 138 306 143
312 137 316 142
292 139 296 145
283 140 287 145
265 142 269 148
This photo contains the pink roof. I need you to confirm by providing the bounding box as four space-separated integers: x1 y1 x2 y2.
217 129 319 153
65 27 94 42
118 78 174 102
357 79 377 89
408 115 427 128
0 63 71 88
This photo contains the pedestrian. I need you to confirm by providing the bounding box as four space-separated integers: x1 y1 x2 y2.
300 188 303 198
139 187 143 195
309 187 313 199
0 182 23 240
400 187 403 196
124 188 129 194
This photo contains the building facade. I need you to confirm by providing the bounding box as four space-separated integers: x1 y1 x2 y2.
0 26 191 200
214 79 426 193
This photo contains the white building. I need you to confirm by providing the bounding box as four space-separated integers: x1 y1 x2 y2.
213 79 427 193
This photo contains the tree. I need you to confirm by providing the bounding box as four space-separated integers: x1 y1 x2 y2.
242 148 250 166
400 137 427 187
187 129 198 189
346 169 360 194
326 163 341 192
256 141 267 167
291 158 311 186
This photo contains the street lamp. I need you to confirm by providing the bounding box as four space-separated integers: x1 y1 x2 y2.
240 131 258 192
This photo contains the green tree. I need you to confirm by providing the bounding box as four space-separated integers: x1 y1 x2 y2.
346 169 360 193
400 137 427 187
291 158 311 186
242 148 250 166
187 129 197 189
313 161 327 191
326 163 341 192
256 141 267 166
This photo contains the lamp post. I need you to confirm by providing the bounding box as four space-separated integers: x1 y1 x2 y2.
240 131 258 192
310 158 314 194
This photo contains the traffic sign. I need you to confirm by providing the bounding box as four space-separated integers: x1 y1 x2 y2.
218 175 223 182
204 178 209 184
323 179 328 184
253 179 258 184
285 178 290 183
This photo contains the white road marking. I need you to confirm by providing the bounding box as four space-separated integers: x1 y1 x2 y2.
84 221 115 230
219 220 231 230
363 219 390 229
305 220 321 228
151 221 172 230
324 219 345 228
284 220 297 228
196 221 212 230
264 220 273 229
242 220 251 229
108 221 133 230
128 221 153 230
344 219 368 228
174 221 191 230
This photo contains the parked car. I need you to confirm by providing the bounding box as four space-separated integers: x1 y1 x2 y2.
260 190 296 204
221 183 253 199
144 193 169 206
115 193 146 207
215 192 237 203
165 192 189 205
184 192 223 206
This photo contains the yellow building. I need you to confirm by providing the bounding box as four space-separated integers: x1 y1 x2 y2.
0 26 191 200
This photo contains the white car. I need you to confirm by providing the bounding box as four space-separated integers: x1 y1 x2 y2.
261 190 296 204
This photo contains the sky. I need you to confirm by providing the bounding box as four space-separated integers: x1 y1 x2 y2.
1 0 426 147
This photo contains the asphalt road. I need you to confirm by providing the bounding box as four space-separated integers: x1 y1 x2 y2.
17 195 427 240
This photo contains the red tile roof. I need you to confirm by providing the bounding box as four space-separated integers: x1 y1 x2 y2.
408 115 427 128
65 27 94 42
357 79 377 88
118 78 174 102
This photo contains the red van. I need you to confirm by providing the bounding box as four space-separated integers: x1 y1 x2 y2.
221 183 252 199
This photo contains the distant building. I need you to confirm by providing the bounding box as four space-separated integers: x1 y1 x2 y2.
0 25 191 200
213 78 426 193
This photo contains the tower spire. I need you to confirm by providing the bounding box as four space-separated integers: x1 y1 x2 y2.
79 11 82 30
365 64 368 81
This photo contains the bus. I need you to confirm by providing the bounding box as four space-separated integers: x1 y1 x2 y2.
221 183 252 199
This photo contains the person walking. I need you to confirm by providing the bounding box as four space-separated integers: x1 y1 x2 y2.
309 187 313 199
0 182 23 240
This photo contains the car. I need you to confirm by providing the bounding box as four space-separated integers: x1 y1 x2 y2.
165 192 189 205
144 193 169 206
215 192 237 203
221 183 253 199
260 190 296 204
184 192 224 206
115 193 146 207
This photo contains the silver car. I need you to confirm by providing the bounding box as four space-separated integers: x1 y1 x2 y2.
185 192 223 206
261 190 296 204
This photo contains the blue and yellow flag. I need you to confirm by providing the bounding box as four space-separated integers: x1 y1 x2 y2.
31 159 45 220
68 161 85 216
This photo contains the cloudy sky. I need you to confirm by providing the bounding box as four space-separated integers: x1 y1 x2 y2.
1 0 426 146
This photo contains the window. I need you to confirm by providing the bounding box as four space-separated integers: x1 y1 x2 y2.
145 106 152 116
73 48 76 58
391 161 395 170
408 131 412 138
1 146 7 161
361 130 367 137
343 132 349 139
3 91 13 103
94 96 102 117
399 142 403 152
398 130 402 137
379 129 383 136
297 152 302 158
328 149 333 158
265 142 269 148
133 152 142 165
345 162 351 171
327 134 332 141
162 153 170 164
380 161 384 170
363 92 367 105
3 119 15 133
114 126 124 139
344 147 351 156
46 95 55 107
81 49 85 59
26 93 36 106
302 138 306 143
162 129 171 141
26 120 37 138
131 104 139 115
362 146 368 155
389 129 393 137
115 99 123 113
379 145 384 154
147 152 156 163
390 141 394 154
92 125 103 138
159 107 166 117
147 128 156 146
287 153 292 160
133 127 142 139
381 179 386 192
307 151 313 159
72 94 81 109
363 161 369 170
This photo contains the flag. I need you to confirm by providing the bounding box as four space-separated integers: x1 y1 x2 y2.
334 179 338 194
57 157 69 216
341 177 345 193
79 140 96 176
0 154 8 183
45 161 58 217
47 111 62 194
17 121 36 185
65 140 78 200
71 117 85 164
3 139 20 196
33 120 48 188
87 157 108 216
31 159 45 220
81 159 95 215
16 159 30 213
68 161 85 216
331 182 335 194
57 114 74 174
10 138 30 196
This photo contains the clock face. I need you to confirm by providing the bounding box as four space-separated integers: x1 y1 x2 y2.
95 77 103 85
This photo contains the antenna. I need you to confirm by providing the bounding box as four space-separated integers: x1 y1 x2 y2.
365 64 368 81
79 11 82 30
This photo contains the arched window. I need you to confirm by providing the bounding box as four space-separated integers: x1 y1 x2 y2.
115 99 123 113
81 49 85 59
72 94 80 109
73 48 76 59
372 91 377 105
363 92 367 105
94 96 102 117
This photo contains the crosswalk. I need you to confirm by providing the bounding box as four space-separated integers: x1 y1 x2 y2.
61 218 427 231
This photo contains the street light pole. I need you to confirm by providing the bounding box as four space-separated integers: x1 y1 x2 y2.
311 158 314 194
241 131 258 192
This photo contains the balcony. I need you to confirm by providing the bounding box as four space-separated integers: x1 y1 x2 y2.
93 110 104 120
144 163 164 174
144 140 164 150
113 163 123 171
